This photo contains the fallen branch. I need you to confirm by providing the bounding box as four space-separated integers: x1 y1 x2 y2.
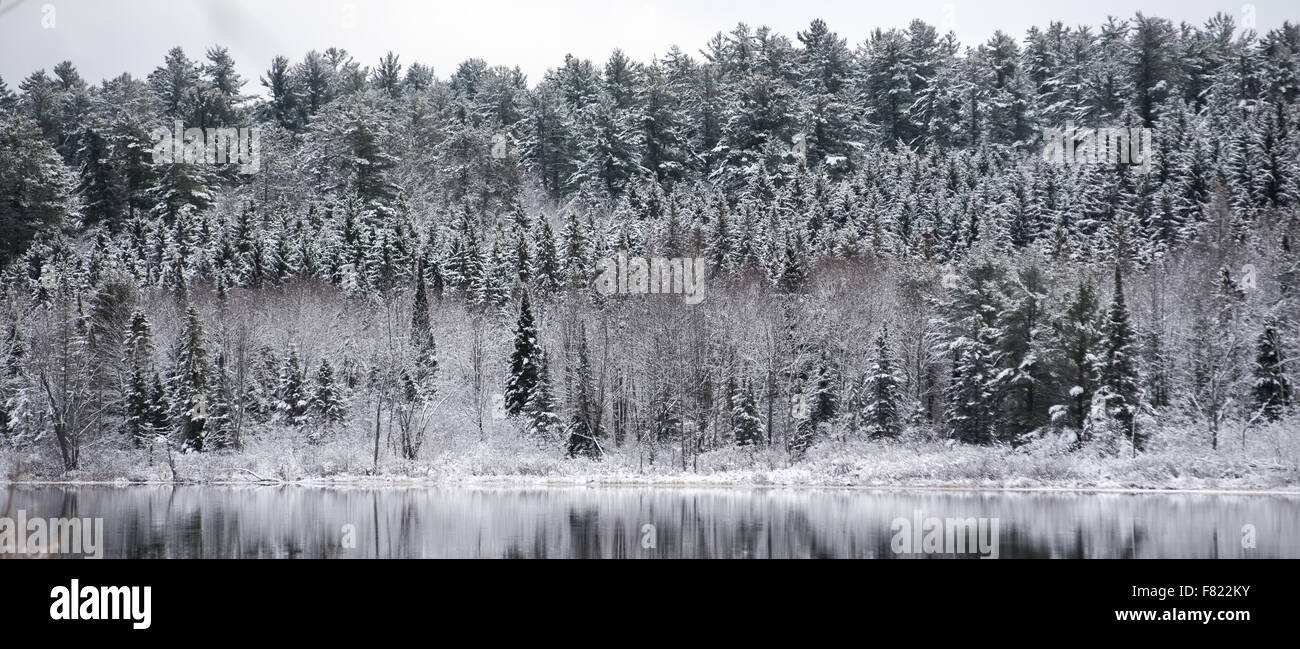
238 468 282 483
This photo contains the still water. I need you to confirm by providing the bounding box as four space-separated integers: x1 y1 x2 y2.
2 486 1296 558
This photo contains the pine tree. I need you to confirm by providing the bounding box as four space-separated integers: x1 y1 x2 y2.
407 290 438 404
411 258 431 339
809 352 837 427
524 353 562 443
561 209 594 291
147 157 217 225
1098 263 1142 448
731 379 763 446
566 329 601 459
789 377 817 459
260 55 303 129
206 352 237 449
504 292 540 415
0 74 16 112
246 346 280 423
857 27 915 148
862 326 902 438
571 63 645 197
309 97 398 217
148 372 170 443
779 231 810 292
277 345 309 426
991 259 1055 441
531 217 562 295
372 51 403 99
511 220 532 287
1252 318 1292 422
705 194 734 272
310 359 346 424
1052 280 1101 434
796 19 857 165
366 224 406 296
641 60 691 184
520 74 581 196
0 111 72 267
75 121 125 230
485 235 515 311
940 258 1004 444
168 304 210 451
122 310 155 447
147 47 198 120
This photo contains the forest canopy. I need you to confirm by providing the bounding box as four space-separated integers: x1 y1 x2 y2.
0 13 1296 483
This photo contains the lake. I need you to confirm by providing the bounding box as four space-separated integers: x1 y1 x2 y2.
2 485 1296 558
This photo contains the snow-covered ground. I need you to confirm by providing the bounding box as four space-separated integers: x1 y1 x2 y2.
4 418 1297 492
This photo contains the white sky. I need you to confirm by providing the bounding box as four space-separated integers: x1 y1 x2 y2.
1 0 1296 95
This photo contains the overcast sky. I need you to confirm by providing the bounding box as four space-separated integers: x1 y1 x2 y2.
1 0 1295 95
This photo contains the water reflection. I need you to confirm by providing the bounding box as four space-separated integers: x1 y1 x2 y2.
2 486 1296 559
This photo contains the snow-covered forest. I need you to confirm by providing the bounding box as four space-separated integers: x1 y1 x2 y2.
1 13 1298 486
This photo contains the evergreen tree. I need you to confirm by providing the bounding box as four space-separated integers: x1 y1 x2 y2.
520 75 581 196
277 345 309 426
789 377 817 459
206 352 237 449
246 346 280 422
168 304 210 451
862 326 902 438
531 217 562 295
147 47 199 121
1098 263 1142 448
641 60 691 184
485 235 515 311
991 259 1055 441
260 55 303 129
309 97 399 217
148 372 170 443
571 56 645 197
857 27 915 148
940 257 1004 444
123 367 153 448
122 310 155 447
372 51 403 99
504 292 540 415
705 194 734 272
411 258 431 339
809 351 837 426
0 112 73 267
0 74 16 112
731 379 763 446
566 329 601 459
1252 318 1292 422
1052 280 1102 434
778 231 810 292
796 19 856 165
524 353 563 443
310 359 347 424
407 297 438 405
561 209 594 291
75 121 125 230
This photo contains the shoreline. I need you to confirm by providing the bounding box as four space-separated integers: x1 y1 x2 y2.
6 427 1296 495
4 476 1299 496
